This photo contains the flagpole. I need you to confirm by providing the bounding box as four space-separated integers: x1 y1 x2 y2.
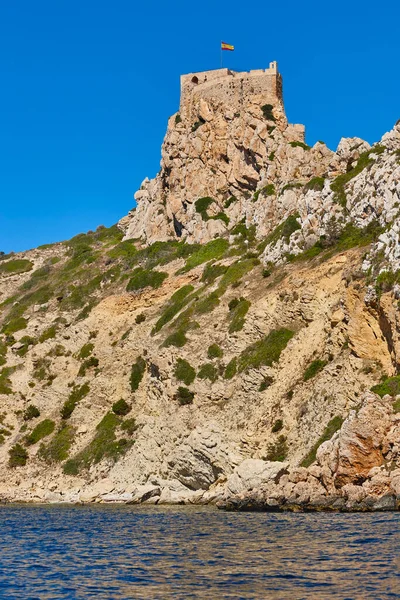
220 41 222 69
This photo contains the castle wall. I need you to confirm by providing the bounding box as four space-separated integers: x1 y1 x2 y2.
180 62 282 118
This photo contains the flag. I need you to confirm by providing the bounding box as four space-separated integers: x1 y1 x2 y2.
221 42 234 51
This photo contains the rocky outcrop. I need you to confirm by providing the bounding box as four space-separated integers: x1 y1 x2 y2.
0 66 399 510
218 393 400 512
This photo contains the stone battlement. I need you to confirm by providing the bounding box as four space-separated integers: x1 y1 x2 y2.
180 61 282 117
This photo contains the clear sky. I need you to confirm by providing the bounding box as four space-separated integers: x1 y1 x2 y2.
1 0 399 253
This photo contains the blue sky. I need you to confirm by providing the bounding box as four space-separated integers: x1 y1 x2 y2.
1 0 399 253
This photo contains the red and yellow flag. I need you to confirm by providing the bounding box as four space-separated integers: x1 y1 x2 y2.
221 42 234 51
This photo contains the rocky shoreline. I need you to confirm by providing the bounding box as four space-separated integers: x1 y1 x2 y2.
1 392 398 512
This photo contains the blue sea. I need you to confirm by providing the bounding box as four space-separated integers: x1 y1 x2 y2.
0 505 398 599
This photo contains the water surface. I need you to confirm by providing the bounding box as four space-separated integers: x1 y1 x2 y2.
0 504 398 599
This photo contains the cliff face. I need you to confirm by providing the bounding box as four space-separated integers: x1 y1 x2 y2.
0 66 400 509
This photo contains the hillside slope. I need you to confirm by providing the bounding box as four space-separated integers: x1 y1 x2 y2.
0 66 399 510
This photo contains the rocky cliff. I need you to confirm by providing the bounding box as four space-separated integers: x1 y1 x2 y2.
0 64 399 510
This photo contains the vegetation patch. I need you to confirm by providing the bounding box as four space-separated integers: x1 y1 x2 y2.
130 356 146 392
253 184 275 201
238 328 294 372
265 435 288 461
179 239 229 273
39 326 57 343
0 259 33 275
224 357 237 379
61 383 90 419
77 343 94 360
303 359 327 381
153 285 195 333
289 141 310 150
258 214 301 252
261 104 276 121
201 263 228 284
25 419 55 445
23 404 40 421
112 399 131 416
175 386 194 405
271 419 283 433
197 363 218 382
63 411 134 475
228 297 250 333
224 196 237 208
1 317 28 335
78 356 99 376
9 443 28 468
0 367 14 395
208 343 223 359
331 146 385 207
304 177 325 192
126 268 168 292
301 416 343 467
39 425 75 463
174 358 196 385
371 375 400 397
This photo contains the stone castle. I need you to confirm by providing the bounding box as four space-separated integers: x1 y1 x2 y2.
179 61 304 141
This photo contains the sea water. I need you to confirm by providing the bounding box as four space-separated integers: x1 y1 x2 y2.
0 504 398 599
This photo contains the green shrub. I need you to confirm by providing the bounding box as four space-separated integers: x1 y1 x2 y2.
301 416 343 467
25 419 55 445
16 335 37 357
258 214 301 252
63 411 134 474
135 313 146 324
303 359 327 381
130 356 146 391
201 263 228 284
153 285 195 333
77 343 94 359
39 326 57 343
195 197 215 219
112 399 131 416
78 356 99 376
174 358 196 385
208 344 223 359
304 177 325 192
175 386 194 405
253 184 275 201
163 330 188 348
2 317 28 335
224 196 237 208
195 291 220 315
9 443 28 467
126 268 168 292
61 383 90 419
175 113 182 124
192 117 205 132
228 297 250 333
224 358 237 379
238 328 294 372
371 375 400 397
265 435 288 461
259 376 274 391
0 259 33 275
219 259 259 291
198 363 217 382
0 366 18 394
39 425 75 463
120 417 138 436
261 104 276 121
271 419 283 433
289 141 310 150
180 239 229 273
330 148 383 207
23 404 40 421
